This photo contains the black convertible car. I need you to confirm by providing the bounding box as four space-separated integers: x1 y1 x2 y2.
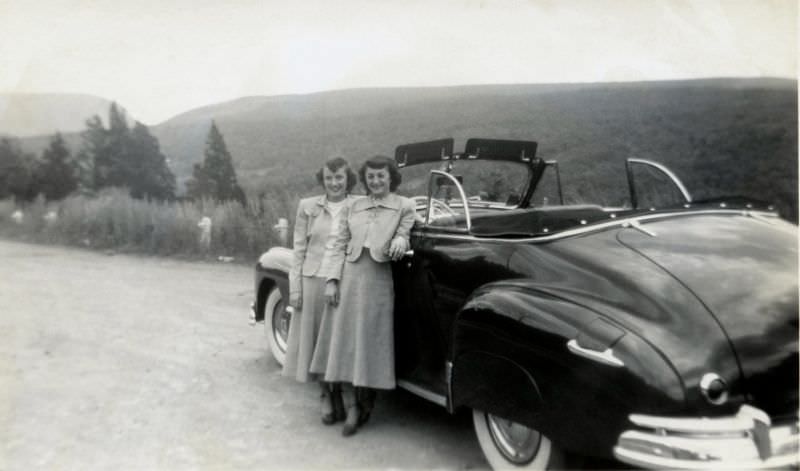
251 138 798 469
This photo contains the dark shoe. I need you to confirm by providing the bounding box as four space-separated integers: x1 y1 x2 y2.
356 388 376 426
331 385 346 423
342 405 360 437
321 390 337 425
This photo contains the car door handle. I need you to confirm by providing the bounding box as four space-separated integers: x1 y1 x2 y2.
566 339 624 367
403 249 414 268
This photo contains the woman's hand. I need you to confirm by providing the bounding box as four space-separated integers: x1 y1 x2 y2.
325 280 339 306
289 291 302 310
387 236 408 261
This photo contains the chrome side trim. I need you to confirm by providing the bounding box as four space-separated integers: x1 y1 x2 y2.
410 209 777 245
566 339 624 367
623 219 657 237
613 405 799 469
445 361 454 413
746 210 779 225
397 380 447 408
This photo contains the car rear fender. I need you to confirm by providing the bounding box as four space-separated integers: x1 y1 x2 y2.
450 283 687 456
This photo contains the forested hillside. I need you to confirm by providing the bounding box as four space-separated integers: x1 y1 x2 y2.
11 79 798 220
152 78 797 218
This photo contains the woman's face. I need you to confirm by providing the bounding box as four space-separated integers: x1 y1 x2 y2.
365 166 391 198
323 166 348 201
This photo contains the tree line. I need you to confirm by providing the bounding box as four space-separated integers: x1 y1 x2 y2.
0 103 245 205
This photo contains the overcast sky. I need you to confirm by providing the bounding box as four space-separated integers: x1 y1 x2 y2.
1 0 796 125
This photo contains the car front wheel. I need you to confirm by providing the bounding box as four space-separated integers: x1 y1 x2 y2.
263 287 290 366
472 410 563 470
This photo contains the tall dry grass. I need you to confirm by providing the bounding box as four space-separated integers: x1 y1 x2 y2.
0 189 292 262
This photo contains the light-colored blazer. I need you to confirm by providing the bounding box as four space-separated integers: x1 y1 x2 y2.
327 192 417 281
289 194 357 297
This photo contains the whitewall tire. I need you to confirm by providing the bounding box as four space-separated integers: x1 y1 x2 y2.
263 287 290 366
472 410 563 470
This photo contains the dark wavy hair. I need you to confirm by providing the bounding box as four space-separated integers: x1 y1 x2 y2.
315 156 357 193
359 155 402 193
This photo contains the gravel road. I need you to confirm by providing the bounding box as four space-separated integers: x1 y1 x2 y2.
0 239 487 470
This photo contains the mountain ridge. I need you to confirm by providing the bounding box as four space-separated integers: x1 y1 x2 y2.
6 78 797 219
0 93 132 137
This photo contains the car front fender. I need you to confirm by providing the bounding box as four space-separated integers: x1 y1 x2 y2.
254 247 292 322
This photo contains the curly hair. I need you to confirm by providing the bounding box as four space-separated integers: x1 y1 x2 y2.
315 156 357 193
359 155 402 193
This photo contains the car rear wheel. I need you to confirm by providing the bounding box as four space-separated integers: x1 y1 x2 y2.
472 410 563 470
263 287 290 366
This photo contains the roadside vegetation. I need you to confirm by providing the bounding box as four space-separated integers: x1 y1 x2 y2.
0 188 290 261
0 104 285 261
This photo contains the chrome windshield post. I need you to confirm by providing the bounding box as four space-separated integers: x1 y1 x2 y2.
426 170 472 231
626 158 693 210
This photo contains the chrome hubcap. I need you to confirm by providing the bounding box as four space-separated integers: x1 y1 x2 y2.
271 298 290 353
486 413 541 465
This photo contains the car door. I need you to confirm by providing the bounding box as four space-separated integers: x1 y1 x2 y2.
393 171 515 403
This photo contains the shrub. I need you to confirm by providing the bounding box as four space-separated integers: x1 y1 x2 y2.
0 189 292 262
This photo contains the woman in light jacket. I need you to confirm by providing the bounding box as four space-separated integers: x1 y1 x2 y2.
283 156 357 424
311 155 417 436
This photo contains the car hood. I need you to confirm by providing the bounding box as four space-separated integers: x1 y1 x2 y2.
617 213 798 417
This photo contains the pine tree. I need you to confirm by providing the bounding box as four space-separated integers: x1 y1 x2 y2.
128 122 175 200
186 163 212 200
35 133 78 200
186 121 245 204
0 138 34 200
77 104 176 201
80 114 108 191
104 103 132 187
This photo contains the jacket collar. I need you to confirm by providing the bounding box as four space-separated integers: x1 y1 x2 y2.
315 194 356 207
354 192 401 211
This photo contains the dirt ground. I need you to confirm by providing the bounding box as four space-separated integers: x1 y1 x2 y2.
0 239 487 470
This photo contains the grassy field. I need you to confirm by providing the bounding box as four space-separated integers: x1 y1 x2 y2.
0 189 290 262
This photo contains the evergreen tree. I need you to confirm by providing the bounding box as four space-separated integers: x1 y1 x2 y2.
0 138 35 200
128 122 176 200
80 114 108 191
103 103 132 188
77 104 176 201
35 133 78 200
186 163 212 201
186 121 245 204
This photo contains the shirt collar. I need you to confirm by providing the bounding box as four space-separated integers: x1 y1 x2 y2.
367 193 400 210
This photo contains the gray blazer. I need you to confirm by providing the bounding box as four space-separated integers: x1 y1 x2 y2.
289 194 357 297
327 193 417 281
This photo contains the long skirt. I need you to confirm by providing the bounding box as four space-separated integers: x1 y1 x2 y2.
281 276 325 382
309 254 395 390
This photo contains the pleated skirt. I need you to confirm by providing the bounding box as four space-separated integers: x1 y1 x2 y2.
281 276 326 383
309 254 395 389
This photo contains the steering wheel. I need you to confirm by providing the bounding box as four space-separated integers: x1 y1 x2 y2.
410 195 456 220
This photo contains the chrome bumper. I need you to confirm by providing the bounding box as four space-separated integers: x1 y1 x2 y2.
613 405 799 469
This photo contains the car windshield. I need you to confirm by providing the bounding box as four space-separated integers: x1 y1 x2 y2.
397 160 532 208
